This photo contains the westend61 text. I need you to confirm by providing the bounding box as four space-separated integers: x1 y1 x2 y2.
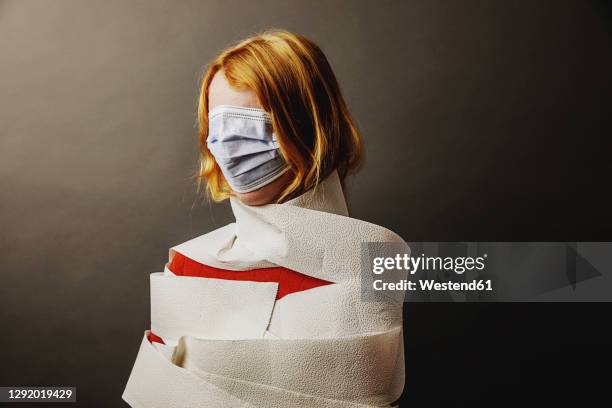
373 279 493 292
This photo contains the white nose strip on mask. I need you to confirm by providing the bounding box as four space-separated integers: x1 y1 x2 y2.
207 105 289 193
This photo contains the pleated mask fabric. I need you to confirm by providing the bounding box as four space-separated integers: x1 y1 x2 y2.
207 105 289 193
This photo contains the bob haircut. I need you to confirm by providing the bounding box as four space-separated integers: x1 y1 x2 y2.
196 29 363 203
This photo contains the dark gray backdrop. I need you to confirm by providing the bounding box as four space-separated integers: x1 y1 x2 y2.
1 0 611 406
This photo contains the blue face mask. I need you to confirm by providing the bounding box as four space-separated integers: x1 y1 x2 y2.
207 105 289 193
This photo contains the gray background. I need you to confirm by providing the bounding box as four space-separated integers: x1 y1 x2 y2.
1 0 611 406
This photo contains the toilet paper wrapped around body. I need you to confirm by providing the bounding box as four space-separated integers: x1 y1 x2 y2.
122 171 409 408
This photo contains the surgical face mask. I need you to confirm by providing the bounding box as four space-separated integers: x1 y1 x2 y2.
207 105 289 193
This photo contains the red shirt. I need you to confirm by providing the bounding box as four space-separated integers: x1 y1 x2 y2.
147 252 331 344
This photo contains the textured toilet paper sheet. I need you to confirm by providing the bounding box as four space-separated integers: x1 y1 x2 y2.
178 326 404 404
123 329 403 408
123 171 408 407
123 331 256 408
150 272 278 341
